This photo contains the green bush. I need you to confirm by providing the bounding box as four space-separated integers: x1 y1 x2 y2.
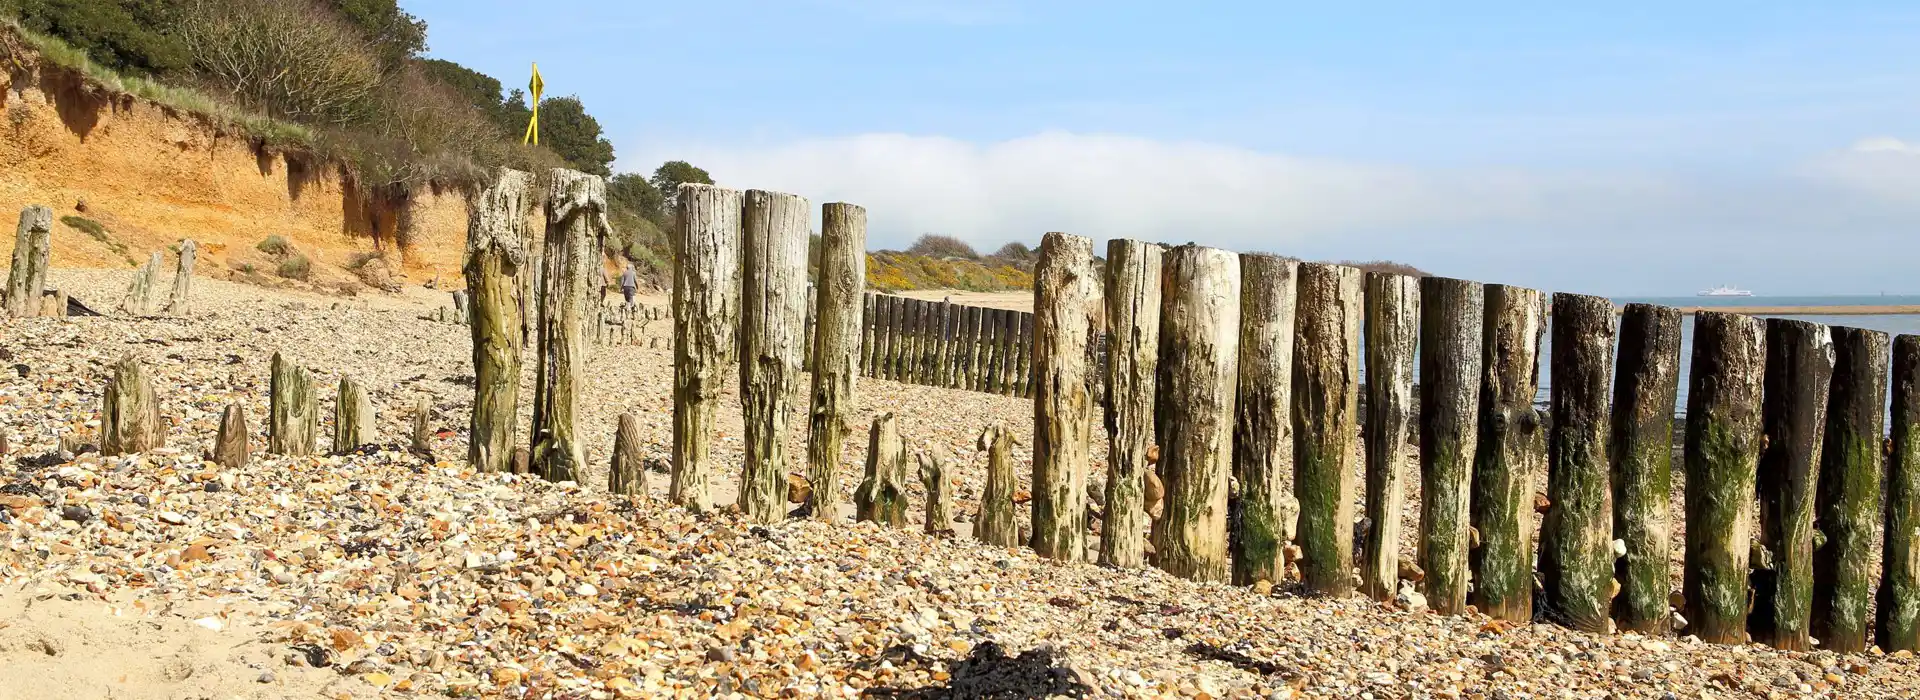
907 234 979 260
344 250 382 269
59 214 104 237
256 235 291 256
276 254 311 280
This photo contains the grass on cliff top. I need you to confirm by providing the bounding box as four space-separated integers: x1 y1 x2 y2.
5 20 313 148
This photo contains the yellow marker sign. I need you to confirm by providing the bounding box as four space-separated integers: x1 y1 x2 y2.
523 62 544 145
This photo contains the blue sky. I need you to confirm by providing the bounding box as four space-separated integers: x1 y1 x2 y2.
409 1 1920 295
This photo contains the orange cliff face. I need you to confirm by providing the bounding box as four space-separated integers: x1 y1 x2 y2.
0 60 470 290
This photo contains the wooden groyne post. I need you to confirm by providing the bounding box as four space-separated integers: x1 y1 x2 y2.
739 189 811 523
1813 326 1887 654
531 168 607 484
806 203 867 520
977 423 1020 547
1031 232 1098 562
670 183 742 511
1233 254 1298 587
464 168 533 473
1361 272 1417 601
1418 277 1483 616
332 376 375 453
1293 262 1361 597
100 356 163 456
1472 284 1545 621
1609 303 1683 634
1154 244 1240 582
1539 292 1615 632
1100 239 1162 569
1880 334 1920 652
168 239 196 316
856 413 908 526
269 351 318 456
1683 311 1765 644
6 205 51 319
1753 318 1832 650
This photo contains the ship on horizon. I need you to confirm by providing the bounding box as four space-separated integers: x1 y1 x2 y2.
1698 285 1754 297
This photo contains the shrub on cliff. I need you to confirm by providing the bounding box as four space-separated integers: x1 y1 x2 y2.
906 234 980 261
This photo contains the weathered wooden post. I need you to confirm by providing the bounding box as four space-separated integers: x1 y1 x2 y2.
269 351 318 456
1813 326 1887 654
936 302 955 387
919 446 956 535
1293 262 1362 596
977 422 1021 546
1683 311 1765 644
670 183 742 511
100 356 164 456
965 305 985 391
1155 244 1240 582
122 251 163 315
211 403 249 469
168 239 196 316
899 299 919 384
1472 284 1545 621
870 296 891 380
738 189 811 523
1361 272 1418 601
464 170 531 473
332 376 375 453
1018 314 1037 397
1102 240 1164 569
1031 232 1098 562
1609 303 1684 634
411 395 433 455
609 413 645 497
860 293 878 377
1233 254 1298 586
1004 311 1025 396
877 296 898 381
1419 277 1483 616
1539 292 1616 632
806 203 866 520
530 169 608 484
6 205 52 318
1752 319 1833 650
1880 335 1920 652
855 413 909 526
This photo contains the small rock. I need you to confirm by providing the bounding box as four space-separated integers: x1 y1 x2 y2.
706 647 735 663
256 671 275 684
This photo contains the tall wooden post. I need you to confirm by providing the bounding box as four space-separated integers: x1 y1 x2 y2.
1293 262 1362 597
269 351 318 456
1102 240 1163 569
1472 284 1545 621
860 293 878 377
464 168 533 473
1030 232 1098 562
1539 292 1616 632
168 239 196 315
806 203 866 520
332 376 375 453
1419 277 1483 616
610 414 645 497
1233 254 1298 586
6 205 51 319
1018 314 1037 397
1813 326 1888 654
977 423 1020 547
122 251 163 315
966 305 985 391
100 356 164 456
670 183 742 511
738 189 811 523
1361 272 1417 601
981 308 1003 394
1880 334 1920 652
530 169 606 484
882 296 902 381
1005 311 1026 396
872 296 892 380
1154 244 1240 582
1683 311 1765 644
1609 303 1683 634
1753 319 1833 650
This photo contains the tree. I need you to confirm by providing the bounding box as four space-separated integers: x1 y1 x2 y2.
537 95 614 177
415 58 513 136
323 0 426 64
650 160 713 210
10 0 191 77
608 173 665 226
907 234 979 260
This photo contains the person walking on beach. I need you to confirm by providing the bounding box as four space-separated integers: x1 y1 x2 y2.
618 263 638 306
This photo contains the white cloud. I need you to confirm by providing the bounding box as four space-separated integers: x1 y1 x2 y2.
1849 136 1920 154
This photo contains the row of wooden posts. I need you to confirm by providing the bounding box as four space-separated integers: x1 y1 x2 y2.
858 294 1038 397
4 205 198 319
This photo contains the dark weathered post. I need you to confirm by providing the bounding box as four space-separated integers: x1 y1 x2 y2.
1293 262 1362 596
855 413 909 526
738 189 810 523
464 168 533 473
980 308 1003 394
871 296 892 380
531 169 607 484
1683 311 1765 644
332 376 375 453
1155 244 1240 582
1031 232 1098 562
1813 326 1888 654
966 305 986 391
1233 254 1298 586
860 293 878 377
269 351 318 456
1419 277 1483 616
1539 292 1616 632
882 296 902 381
1102 240 1164 569
1018 314 1037 397
806 203 866 520
610 413 645 497
1609 303 1684 634
1471 284 1545 621
212 403 248 469
1880 335 1920 652
1752 319 1832 650
1361 272 1418 601
977 422 1021 546
670 183 742 511
1007 311 1028 396
919 446 956 535
6 205 52 318
168 239 196 315
100 356 164 456
943 302 963 387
